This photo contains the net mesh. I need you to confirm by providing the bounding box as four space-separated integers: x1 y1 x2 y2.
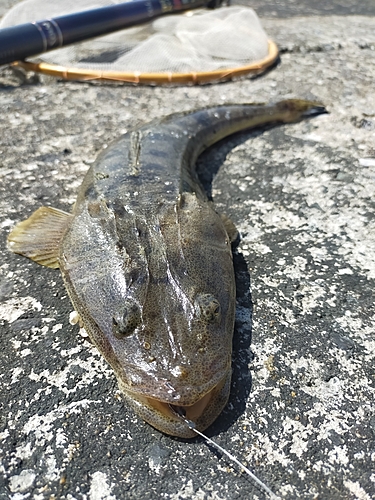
1 0 275 82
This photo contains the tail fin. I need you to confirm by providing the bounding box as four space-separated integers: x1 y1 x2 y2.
275 99 327 121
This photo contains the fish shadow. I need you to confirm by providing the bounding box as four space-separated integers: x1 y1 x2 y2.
221 246 253 435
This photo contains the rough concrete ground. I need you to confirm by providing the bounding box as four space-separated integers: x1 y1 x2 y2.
0 2 374 499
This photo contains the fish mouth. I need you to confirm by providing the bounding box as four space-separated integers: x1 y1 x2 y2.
120 372 230 438
138 382 216 422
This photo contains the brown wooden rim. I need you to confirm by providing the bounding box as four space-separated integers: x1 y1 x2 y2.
14 40 278 85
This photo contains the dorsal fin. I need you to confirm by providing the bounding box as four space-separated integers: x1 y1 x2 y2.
7 206 72 269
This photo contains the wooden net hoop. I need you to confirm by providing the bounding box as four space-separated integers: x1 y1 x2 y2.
14 40 278 85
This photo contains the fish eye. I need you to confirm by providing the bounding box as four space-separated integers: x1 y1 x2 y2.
112 301 141 338
195 294 221 324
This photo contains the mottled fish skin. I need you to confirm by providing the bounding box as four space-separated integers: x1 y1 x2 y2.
8 100 326 438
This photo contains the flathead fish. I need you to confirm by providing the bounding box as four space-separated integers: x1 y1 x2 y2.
8 100 325 438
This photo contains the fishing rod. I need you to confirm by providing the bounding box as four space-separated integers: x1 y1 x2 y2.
0 0 223 67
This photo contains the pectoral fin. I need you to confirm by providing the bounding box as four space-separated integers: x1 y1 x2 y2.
7 206 72 269
220 213 238 243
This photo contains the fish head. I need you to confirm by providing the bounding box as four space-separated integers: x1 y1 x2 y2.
60 193 236 437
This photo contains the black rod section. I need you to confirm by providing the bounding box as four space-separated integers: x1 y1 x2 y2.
0 0 222 66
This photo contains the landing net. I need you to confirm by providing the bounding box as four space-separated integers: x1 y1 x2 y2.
1 0 278 84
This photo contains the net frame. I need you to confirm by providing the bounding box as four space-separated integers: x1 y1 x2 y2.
13 40 278 84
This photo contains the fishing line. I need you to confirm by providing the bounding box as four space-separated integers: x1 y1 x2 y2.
169 404 280 500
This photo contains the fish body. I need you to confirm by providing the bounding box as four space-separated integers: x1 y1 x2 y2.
8 100 325 438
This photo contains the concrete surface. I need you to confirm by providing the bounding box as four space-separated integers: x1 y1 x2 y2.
0 1 374 499
234 0 375 18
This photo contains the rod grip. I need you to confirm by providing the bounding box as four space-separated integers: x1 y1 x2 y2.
0 23 49 66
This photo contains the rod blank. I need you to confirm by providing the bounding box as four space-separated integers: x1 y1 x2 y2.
0 0 220 66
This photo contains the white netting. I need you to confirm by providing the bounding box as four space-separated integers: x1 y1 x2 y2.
0 0 270 74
